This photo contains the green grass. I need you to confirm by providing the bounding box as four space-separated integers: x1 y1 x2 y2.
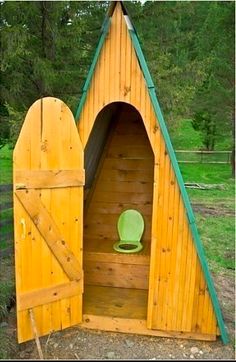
180 162 235 274
0 274 15 359
0 145 13 184
0 209 13 249
0 280 14 321
0 145 15 360
196 214 235 272
0 145 14 250
180 163 235 204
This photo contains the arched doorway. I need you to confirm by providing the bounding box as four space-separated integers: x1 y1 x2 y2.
83 102 154 319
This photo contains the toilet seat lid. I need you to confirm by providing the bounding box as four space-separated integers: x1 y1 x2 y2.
117 209 144 242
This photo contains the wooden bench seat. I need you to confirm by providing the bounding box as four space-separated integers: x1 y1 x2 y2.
84 238 150 290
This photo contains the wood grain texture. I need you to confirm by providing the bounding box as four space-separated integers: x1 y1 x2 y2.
83 285 148 319
15 169 85 189
16 189 82 281
81 315 216 341
77 2 218 339
14 97 84 343
84 108 154 250
18 281 82 311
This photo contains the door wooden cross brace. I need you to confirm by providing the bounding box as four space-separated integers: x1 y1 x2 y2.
15 188 83 282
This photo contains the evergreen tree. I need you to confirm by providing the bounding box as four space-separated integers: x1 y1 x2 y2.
191 1 235 173
0 0 234 167
0 1 108 143
0 1 107 107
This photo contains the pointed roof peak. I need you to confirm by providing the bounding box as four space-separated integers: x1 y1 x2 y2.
104 1 134 32
107 1 127 17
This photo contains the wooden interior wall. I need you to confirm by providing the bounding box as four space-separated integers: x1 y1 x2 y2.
84 104 154 290
77 2 218 337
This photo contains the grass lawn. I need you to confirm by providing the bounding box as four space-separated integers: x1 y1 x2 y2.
180 163 235 204
180 163 235 275
0 145 13 185
197 214 235 271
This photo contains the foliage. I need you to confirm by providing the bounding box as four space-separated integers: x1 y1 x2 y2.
5 105 25 148
127 1 235 158
0 103 9 149
0 1 108 112
170 118 202 150
191 112 216 150
0 1 234 157
190 2 235 152
127 1 207 125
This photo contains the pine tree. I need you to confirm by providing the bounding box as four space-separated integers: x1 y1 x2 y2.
0 1 108 144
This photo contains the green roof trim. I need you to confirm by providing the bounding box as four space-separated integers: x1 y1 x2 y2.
128 26 229 345
75 16 111 121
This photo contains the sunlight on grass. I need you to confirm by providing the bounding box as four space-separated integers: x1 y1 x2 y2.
0 145 13 184
196 214 235 272
180 163 235 205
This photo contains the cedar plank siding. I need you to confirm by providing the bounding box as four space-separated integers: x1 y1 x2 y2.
77 3 217 336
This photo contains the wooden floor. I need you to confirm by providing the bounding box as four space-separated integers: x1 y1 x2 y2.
83 285 148 320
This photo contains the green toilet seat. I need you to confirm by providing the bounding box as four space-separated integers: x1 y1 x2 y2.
113 209 144 254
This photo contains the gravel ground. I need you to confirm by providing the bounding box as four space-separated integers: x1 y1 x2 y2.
3 319 235 360
1 238 235 361
2 269 234 360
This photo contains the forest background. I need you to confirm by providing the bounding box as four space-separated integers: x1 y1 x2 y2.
0 1 235 359
0 0 235 170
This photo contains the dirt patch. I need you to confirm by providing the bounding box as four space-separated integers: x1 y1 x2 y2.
1 264 235 360
7 326 235 360
192 203 235 217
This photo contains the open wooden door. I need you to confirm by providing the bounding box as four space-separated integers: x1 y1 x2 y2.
13 97 84 343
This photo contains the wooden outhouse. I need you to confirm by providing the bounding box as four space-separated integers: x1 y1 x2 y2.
13 1 228 344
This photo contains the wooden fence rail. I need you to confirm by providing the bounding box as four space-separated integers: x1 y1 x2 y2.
175 150 231 164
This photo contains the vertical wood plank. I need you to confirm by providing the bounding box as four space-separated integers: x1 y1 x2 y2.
30 99 46 337
14 101 38 342
166 177 180 330
176 205 189 331
76 3 218 339
148 137 165 329
162 161 175 330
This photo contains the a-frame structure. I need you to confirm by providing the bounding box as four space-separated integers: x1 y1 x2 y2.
13 0 228 344
75 1 228 343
